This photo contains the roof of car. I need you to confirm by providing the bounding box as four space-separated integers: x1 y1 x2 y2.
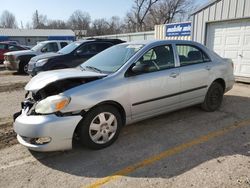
77 38 125 43
0 42 20 46
124 40 200 46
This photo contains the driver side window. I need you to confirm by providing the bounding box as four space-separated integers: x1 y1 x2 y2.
135 45 175 73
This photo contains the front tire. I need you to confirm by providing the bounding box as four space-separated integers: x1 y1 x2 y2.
18 61 28 74
202 82 224 112
78 105 122 150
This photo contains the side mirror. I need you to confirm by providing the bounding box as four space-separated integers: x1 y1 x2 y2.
131 64 149 74
41 47 48 53
76 50 84 56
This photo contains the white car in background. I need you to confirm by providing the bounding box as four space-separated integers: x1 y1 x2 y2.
4 40 71 73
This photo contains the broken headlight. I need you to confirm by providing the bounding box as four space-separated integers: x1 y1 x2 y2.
35 95 70 114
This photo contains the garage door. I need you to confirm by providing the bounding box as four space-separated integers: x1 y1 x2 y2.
206 19 250 77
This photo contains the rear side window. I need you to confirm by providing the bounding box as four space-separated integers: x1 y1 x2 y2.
60 42 68 48
176 44 210 66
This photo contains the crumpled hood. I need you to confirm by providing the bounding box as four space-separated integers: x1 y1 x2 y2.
31 52 61 62
25 68 107 92
4 50 39 57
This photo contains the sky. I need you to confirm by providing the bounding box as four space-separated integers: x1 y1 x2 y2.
1 0 208 27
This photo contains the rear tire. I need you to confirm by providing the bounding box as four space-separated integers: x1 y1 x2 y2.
78 105 122 150
201 82 224 112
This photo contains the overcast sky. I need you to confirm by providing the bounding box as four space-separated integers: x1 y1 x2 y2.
1 0 208 27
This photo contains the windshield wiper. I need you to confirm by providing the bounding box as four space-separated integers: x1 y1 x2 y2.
85 66 103 73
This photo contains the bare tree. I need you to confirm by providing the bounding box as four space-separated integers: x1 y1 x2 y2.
68 10 91 30
90 18 109 36
25 22 32 29
47 20 68 29
32 10 48 29
0 10 18 28
147 0 194 25
126 0 159 32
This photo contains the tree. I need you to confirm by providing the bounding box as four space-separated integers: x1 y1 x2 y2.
147 0 194 25
90 18 109 36
0 10 18 28
68 10 91 30
32 10 48 29
126 0 160 32
47 20 68 29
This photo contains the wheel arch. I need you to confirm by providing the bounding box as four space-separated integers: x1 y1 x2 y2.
73 100 126 140
212 78 226 92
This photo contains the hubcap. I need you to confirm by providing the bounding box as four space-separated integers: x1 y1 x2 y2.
89 112 117 144
24 64 28 73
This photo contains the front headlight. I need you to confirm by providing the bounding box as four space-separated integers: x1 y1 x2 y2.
35 95 70 114
36 59 48 67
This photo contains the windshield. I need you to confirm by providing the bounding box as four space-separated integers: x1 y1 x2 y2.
80 44 143 73
58 42 81 54
31 42 45 51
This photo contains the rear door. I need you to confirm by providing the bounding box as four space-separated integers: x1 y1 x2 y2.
176 44 211 104
127 44 180 120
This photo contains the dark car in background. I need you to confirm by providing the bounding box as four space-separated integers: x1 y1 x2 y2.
0 42 28 64
27 38 125 76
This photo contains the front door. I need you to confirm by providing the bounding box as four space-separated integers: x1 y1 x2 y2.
127 44 180 120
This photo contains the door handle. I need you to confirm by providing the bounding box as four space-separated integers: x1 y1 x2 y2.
205 66 211 71
170 72 179 78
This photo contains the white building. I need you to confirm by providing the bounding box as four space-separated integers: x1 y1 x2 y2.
191 0 250 80
0 29 75 46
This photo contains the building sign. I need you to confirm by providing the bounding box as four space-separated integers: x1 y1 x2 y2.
166 22 191 37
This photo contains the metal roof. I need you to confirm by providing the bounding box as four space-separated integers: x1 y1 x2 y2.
191 0 222 15
0 29 75 37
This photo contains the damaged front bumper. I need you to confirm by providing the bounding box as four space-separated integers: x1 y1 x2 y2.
14 109 82 152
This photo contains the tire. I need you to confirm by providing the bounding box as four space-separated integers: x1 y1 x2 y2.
18 61 28 74
78 105 122 150
201 82 224 112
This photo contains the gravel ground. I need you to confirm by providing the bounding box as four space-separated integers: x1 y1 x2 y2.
0 83 249 188
0 74 30 84
0 90 26 119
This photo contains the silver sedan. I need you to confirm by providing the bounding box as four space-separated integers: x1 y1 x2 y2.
14 40 234 152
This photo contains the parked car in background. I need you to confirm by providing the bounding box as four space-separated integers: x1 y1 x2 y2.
27 38 125 76
2 41 20 45
3 40 71 73
0 42 29 64
13 40 234 152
